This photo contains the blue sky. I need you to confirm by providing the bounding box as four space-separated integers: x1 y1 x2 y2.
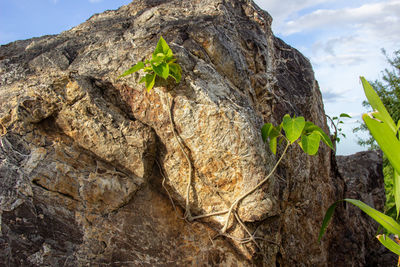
1 0 399 155
0 0 131 44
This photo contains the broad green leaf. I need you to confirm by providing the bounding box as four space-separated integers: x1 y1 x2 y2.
151 53 166 66
304 122 334 150
153 36 170 56
166 48 173 58
282 114 305 143
332 116 338 120
339 113 351 118
300 131 321 155
261 123 273 142
395 171 400 219
152 62 169 79
169 63 182 83
377 235 400 256
361 77 396 132
319 199 400 242
118 61 145 78
261 123 280 154
363 113 400 174
143 73 156 92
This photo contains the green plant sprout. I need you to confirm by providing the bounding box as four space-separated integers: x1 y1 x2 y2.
326 113 351 144
118 36 182 91
319 77 400 265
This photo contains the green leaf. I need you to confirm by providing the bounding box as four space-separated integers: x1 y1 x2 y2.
153 36 170 56
118 61 145 78
143 73 156 92
304 122 334 150
363 113 400 174
339 113 351 118
318 201 339 242
300 131 321 155
360 77 396 132
319 199 400 242
261 123 274 142
152 62 169 79
166 48 173 58
151 53 166 66
345 199 400 236
394 171 400 219
282 114 305 143
261 123 280 154
332 116 338 120
376 235 400 256
169 63 182 83
269 136 278 155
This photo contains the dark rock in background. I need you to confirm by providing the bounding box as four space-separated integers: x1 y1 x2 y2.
334 151 396 267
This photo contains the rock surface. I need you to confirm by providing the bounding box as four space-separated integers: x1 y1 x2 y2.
0 0 389 266
334 151 396 267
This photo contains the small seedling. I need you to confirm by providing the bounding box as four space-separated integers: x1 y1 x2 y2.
326 113 351 143
118 36 182 91
262 114 334 156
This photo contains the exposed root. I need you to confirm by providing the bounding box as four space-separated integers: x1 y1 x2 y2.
156 159 181 218
220 142 290 233
165 92 193 221
162 91 287 256
191 209 229 220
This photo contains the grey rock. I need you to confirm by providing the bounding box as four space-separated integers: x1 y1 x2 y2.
334 151 396 267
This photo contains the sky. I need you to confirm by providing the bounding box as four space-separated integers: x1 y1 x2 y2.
1 0 399 155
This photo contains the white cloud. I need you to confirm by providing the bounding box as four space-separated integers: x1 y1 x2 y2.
281 0 400 36
254 0 333 32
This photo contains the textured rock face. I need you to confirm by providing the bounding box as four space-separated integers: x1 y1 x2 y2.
0 0 388 266
334 151 396 267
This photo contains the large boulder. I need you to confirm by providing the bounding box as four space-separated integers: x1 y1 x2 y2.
0 0 388 265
